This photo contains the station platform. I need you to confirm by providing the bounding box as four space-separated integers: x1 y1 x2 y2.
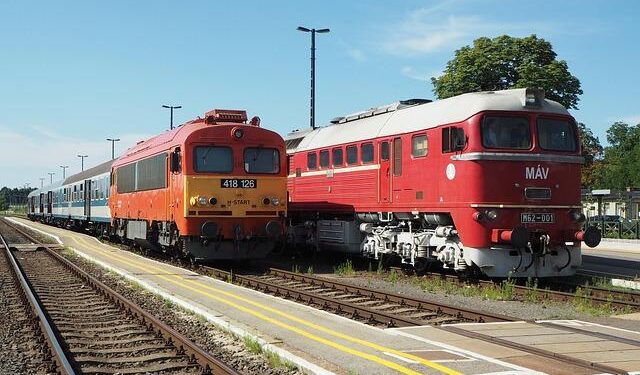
9 218 640 374
582 239 640 278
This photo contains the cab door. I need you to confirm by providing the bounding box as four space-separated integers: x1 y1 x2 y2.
378 140 391 203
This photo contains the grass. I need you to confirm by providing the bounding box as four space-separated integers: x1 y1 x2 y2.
572 287 632 316
388 269 399 284
243 336 297 371
306 265 314 275
334 259 356 276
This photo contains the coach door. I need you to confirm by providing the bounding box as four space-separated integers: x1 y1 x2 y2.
379 140 391 203
47 191 52 214
84 179 91 218
39 193 44 213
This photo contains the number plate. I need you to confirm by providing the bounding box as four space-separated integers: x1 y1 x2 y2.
521 213 555 223
220 179 257 189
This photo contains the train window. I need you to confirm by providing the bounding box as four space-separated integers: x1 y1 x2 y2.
194 146 233 173
137 153 168 191
381 141 389 161
393 138 402 176
332 148 343 167
412 135 428 157
361 143 374 164
482 116 531 149
244 148 280 174
307 153 317 170
319 150 330 168
346 145 358 165
537 118 577 152
116 163 136 193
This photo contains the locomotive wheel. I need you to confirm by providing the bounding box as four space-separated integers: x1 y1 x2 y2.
413 258 430 274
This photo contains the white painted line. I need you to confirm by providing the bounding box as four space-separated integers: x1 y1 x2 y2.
537 319 640 336
476 372 540 375
382 351 419 364
402 348 476 362
390 328 544 374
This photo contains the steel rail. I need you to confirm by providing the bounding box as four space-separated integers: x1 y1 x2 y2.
3 219 240 375
393 267 640 311
201 266 514 326
0 233 76 375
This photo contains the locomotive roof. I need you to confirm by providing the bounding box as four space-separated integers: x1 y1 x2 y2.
286 88 570 152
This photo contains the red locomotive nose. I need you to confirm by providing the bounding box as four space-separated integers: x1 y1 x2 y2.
575 227 601 248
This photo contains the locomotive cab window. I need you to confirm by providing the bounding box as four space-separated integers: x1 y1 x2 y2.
332 148 343 167
381 141 389 161
412 135 428 157
244 147 280 174
346 145 358 165
319 150 330 168
194 146 233 173
482 116 531 149
307 152 317 170
537 118 577 152
361 143 374 164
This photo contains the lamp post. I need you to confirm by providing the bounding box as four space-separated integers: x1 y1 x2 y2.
60 165 68 179
48 172 55 184
297 26 330 130
162 105 182 130
106 138 121 160
77 154 88 171
39 178 45 188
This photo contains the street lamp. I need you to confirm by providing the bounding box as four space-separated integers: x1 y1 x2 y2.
162 105 182 130
77 154 88 171
60 165 69 179
48 172 55 184
106 138 121 160
39 177 45 188
297 26 330 130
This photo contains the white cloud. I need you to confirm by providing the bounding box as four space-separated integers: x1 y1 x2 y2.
0 125 150 188
383 6 551 57
347 48 366 62
621 115 640 125
401 66 442 81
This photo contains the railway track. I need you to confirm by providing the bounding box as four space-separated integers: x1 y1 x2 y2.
200 265 514 327
0 218 239 375
391 266 640 312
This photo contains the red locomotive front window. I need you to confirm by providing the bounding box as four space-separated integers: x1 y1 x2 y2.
537 118 577 152
244 147 280 174
194 146 233 173
481 116 531 149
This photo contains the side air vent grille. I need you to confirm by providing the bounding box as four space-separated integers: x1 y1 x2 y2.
525 187 551 200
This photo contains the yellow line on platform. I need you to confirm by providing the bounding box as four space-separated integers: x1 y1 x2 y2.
33 223 462 375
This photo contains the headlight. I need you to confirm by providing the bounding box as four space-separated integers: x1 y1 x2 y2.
271 197 280 206
262 197 271 205
198 196 208 206
484 209 498 221
209 197 218 205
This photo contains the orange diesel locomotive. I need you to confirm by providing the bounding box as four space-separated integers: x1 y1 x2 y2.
110 109 287 260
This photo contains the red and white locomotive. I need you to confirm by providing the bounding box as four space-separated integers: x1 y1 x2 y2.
285 88 600 278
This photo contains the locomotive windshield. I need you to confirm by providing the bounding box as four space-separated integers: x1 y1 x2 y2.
537 118 577 151
482 116 531 149
244 147 280 174
194 146 233 173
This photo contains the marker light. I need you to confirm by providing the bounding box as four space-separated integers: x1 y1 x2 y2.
262 197 271 205
198 196 208 206
271 197 280 206
209 197 218 205
232 127 244 139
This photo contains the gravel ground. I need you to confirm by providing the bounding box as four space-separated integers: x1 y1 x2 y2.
59 249 302 375
0 252 54 374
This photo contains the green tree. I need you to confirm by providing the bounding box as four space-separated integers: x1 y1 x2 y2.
598 122 640 189
0 193 8 211
577 122 603 188
431 35 583 109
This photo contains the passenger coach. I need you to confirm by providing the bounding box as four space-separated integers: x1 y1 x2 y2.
286 88 600 278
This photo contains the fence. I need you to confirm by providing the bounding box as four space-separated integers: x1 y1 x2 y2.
585 220 640 239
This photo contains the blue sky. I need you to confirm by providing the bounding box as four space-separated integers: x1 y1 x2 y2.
1 0 639 188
